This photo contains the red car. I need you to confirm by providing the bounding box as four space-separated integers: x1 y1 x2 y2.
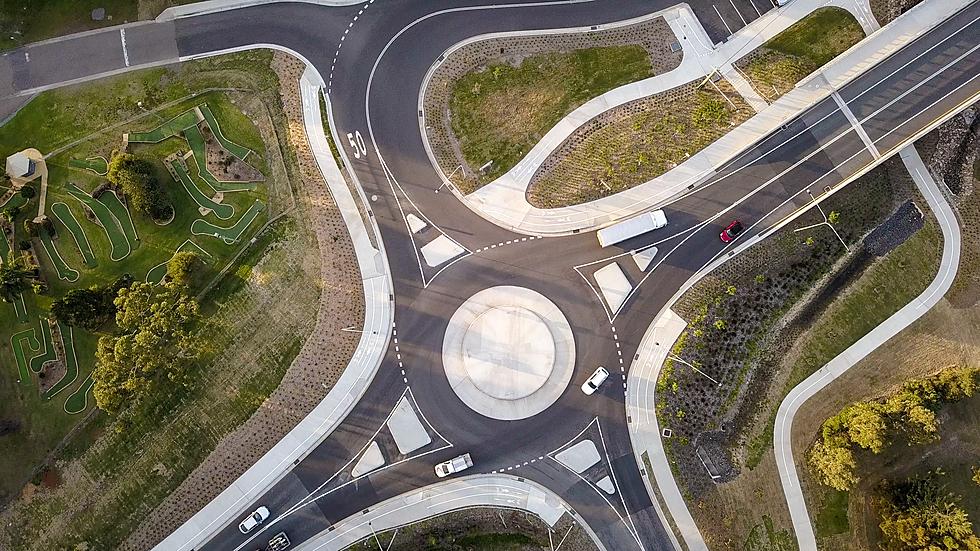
720 220 744 243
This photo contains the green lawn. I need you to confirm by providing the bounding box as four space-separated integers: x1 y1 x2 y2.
68 156 108 175
0 0 138 52
449 45 654 189
0 51 278 506
740 7 865 101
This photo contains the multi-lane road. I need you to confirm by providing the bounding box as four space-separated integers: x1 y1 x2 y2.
2 1 978 550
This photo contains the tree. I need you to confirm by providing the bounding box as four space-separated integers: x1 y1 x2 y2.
51 274 133 331
878 471 980 551
0 205 19 224
106 152 172 221
19 185 35 199
166 251 200 288
808 441 858 491
841 402 889 453
0 253 34 302
92 281 200 413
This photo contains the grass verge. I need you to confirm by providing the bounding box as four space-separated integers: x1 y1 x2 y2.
738 7 865 101
449 45 653 188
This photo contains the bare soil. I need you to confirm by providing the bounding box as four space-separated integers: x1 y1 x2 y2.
202 124 264 183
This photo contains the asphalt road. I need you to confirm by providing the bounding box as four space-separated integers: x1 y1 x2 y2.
1 1 977 550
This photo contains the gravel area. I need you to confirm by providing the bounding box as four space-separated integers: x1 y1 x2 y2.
423 16 682 192
870 0 924 26
864 200 925 256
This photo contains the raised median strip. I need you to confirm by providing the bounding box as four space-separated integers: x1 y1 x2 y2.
448 0 973 235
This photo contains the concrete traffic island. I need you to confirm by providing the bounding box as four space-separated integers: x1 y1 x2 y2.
443 286 574 420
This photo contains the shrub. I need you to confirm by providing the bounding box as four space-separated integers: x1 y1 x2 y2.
107 152 172 220
19 185 36 199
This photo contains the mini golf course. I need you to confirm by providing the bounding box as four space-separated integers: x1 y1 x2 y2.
51 202 97 267
69 156 109 175
66 183 132 261
170 159 235 220
98 190 139 248
199 104 253 159
146 239 213 284
191 200 265 244
38 228 80 282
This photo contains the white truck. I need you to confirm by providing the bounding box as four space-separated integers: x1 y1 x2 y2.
435 453 473 477
596 210 668 247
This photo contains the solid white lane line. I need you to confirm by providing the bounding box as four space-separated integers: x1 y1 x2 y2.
119 28 130 67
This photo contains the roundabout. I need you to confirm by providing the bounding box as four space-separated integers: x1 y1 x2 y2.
443 286 575 420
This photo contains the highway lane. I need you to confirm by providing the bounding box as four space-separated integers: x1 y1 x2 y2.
185 1 979 549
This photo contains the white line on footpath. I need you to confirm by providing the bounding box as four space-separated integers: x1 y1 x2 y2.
120 28 130 67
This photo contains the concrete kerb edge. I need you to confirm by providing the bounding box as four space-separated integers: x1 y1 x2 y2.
8 58 180 98
418 0 973 237
772 147 961 551
627 86 980 551
293 474 609 551
415 4 692 236
153 44 393 551
156 0 375 21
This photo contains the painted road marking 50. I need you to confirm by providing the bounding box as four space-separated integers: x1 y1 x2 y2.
347 130 368 159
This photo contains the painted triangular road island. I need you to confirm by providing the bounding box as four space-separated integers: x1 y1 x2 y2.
0 0 977 550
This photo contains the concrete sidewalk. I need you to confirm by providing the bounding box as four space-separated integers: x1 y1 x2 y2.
153 66 394 551
294 475 597 551
455 0 965 235
773 145 961 551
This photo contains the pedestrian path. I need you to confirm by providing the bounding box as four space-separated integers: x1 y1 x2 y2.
774 145 960 551
457 0 959 235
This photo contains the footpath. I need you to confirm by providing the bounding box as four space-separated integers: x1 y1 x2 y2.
153 66 394 551
453 0 959 235
773 145 961 550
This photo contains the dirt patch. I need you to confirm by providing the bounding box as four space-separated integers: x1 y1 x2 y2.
527 79 754 208
345 508 597 551
39 468 61 490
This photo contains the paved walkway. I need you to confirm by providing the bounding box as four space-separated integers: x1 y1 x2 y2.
294 475 593 551
773 145 961 551
153 66 394 551
456 0 961 235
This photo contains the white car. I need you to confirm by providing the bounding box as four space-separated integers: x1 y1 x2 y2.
435 453 473 477
238 506 271 534
581 367 609 395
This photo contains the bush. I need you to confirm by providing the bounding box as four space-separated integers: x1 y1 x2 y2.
107 152 172 220
19 185 35 199
50 274 133 331
166 251 200 288
17 240 30 251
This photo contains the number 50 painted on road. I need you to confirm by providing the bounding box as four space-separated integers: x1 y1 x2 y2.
347 130 368 159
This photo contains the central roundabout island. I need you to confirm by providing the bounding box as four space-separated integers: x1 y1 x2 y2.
443 286 575 420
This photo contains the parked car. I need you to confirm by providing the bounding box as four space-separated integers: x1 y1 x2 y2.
720 220 744 243
581 366 610 395
238 506 271 534
435 453 473 477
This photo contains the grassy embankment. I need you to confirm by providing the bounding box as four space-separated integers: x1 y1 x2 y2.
739 7 865 102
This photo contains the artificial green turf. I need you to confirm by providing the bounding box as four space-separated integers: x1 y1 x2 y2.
42 324 79 400
38 229 80 282
64 375 95 415
51 202 97 267
97 190 140 247
191 200 265 244
66 183 131 262
199 104 252 159
68 156 108 175
170 159 236 219
126 109 200 144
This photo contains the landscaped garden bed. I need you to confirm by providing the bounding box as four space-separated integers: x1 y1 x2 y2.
526 79 753 208
423 15 683 193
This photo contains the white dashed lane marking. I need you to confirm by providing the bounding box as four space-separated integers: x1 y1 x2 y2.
327 0 377 94
473 236 540 253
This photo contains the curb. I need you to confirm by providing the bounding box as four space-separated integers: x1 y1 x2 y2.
156 0 375 21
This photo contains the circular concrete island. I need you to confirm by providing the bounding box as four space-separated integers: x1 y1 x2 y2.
444 286 575 420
